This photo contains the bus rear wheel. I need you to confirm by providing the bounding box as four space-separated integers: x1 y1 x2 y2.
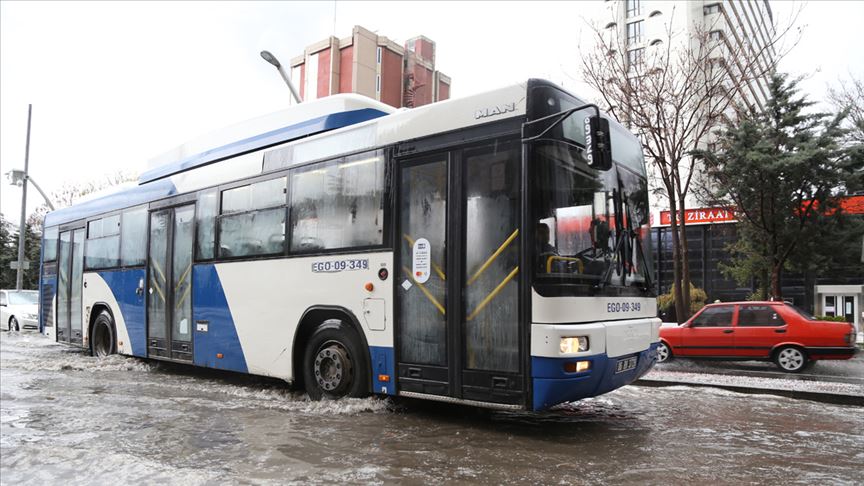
302 320 368 400
91 311 116 358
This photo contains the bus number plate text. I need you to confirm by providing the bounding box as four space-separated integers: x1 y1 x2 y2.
312 259 370 273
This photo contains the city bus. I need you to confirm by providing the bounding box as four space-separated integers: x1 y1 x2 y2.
38 79 660 411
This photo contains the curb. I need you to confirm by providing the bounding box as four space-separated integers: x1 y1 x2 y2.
635 378 864 406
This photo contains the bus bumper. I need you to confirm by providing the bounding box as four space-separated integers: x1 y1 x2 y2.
531 342 658 411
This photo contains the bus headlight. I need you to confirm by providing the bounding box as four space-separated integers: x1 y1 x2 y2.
560 336 589 354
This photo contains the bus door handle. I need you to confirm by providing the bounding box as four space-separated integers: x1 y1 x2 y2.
722 329 734 334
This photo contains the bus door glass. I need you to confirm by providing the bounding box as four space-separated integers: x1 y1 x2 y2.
56 228 84 344
461 141 521 404
147 204 194 362
397 155 449 395
56 231 71 342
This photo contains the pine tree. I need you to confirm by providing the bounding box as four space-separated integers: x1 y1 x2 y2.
702 73 863 299
0 215 16 289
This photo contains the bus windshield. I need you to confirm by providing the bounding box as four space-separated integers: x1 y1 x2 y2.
529 84 653 295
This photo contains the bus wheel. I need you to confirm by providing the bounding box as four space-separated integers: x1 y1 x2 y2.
303 320 368 400
90 311 116 358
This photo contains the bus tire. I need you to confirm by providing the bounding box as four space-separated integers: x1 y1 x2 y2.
302 319 369 400
90 310 116 358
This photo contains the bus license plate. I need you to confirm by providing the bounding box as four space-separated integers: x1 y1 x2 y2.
615 356 638 374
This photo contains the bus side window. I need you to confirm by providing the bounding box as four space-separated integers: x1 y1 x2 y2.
85 215 120 269
289 150 385 253
120 206 147 266
196 189 217 260
217 177 287 258
43 226 59 261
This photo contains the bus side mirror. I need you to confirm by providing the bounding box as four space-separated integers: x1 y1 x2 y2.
584 116 612 170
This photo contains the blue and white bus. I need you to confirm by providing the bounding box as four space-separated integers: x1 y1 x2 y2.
39 79 660 411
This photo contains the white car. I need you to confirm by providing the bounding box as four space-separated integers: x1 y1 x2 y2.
0 289 40 332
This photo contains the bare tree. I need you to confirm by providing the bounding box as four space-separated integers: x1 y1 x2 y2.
828 75 864 142
29 170 138 229
580 5 798 321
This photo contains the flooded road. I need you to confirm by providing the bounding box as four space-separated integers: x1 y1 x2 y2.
2 331 862 485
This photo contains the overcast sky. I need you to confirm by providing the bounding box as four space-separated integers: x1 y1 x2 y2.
2 0 862 223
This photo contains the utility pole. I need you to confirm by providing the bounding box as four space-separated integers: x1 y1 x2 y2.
15 104 32 291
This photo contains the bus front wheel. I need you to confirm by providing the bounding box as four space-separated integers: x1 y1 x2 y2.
302 320 368 400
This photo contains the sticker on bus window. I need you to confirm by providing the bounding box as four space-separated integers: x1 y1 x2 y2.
412 238 431 284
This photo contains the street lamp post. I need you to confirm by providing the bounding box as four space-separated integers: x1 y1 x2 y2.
15 105 32 291
260 50 303 105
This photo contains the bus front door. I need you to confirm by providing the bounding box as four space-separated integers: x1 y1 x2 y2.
147 205 195 362
397 140 524 406
56 228 85 345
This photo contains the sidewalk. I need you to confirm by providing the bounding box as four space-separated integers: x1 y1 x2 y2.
637 368 864 406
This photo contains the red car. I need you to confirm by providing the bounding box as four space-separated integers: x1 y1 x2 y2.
657 302 857 372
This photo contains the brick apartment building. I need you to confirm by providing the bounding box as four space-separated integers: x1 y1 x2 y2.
289 25 451 108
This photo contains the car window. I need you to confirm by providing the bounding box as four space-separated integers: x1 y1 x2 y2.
691 306 733 327
7 291 39 305
0 292 6 306
738 305 786 327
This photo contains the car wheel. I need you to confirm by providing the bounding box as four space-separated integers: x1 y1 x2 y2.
90 311 116 357
656 341 672 363
302 319 369 400
10 317 19 332
774 346 807 373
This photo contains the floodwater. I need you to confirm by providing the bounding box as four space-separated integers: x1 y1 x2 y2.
2 331 862 485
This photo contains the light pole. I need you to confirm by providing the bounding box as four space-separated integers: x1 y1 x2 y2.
260 50 303 104
15 105 33 291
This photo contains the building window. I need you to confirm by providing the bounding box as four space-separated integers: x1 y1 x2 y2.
627 21 644 44
709 30 724 41
376 74 381 93
628 48 644 68
289 150 385 253
704 3 721 15
376 46 382 64
626 0 642 18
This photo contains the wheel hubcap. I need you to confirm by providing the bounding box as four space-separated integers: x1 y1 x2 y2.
778 349 803 370
657 344 669 362
314 343 353 394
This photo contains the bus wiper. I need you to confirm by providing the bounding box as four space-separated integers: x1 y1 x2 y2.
596 229 627 290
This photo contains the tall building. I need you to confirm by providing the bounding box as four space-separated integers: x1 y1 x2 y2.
289 25 451 109
604 0 776 116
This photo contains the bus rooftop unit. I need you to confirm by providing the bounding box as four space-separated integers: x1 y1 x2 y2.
39 79 660 411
